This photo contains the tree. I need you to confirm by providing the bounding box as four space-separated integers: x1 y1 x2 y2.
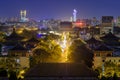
68 39 94 68
0 57 20 71
0 31 6 43
33 47 50 63
113 73 118 80
32 40 62 65
0 58 6 68
94 69 100 77
104 61 116 67
100 76 107 80
0 68 7 77
21 29 37 38
104 61 118 77
44 33 61 41
9 70 17 80
0 44 2 55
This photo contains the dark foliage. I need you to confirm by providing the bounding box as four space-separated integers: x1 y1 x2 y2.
9 71 17 80
68 39 94 68
0 68 7 77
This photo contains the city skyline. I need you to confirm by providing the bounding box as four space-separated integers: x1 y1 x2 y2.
0 0 120 20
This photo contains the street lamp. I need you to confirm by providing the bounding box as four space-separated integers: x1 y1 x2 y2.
58 32 70 62
101 56 106 76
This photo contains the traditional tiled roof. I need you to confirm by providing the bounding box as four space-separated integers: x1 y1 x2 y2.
100 32 119 41
105 41 120 46
94 44 113 51
3 41 18 46
5 27 24 41
26 37 39 43
86 37 101 44
25 63 98 78
10 43 27 51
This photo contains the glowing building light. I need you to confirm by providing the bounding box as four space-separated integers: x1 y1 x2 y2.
20 10 28 22
73 9 77 22
60 35 67 50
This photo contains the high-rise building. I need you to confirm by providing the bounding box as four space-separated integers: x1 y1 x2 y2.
20 10 29 22
117 16 120 27
73 9 77 22
101 16 114 34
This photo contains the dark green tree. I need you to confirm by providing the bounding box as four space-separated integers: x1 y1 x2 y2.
104 61 116 67
32 40 62 65
0 31 6 42
33 47 50 63
0 57 20 71
0 44 2 55
100 76 107 80
113 73 118 80
68 39 94 68
0 68 7 77
94 69 100 77
9 70 17 80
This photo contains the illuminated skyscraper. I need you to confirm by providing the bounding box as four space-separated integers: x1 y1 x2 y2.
20 10 28 22
73 9 77 22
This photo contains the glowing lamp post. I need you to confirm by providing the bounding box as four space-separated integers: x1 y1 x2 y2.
102 56 106 76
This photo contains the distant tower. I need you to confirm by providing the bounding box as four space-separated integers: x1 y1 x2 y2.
20 10 27 22
73 9 77 22
70 16 73 22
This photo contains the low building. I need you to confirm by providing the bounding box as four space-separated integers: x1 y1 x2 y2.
94 44 113 57
94 57 120 68
93 44 120 77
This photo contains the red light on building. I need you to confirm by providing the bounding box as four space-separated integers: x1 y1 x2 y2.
75 22 83 26
73 22 86 28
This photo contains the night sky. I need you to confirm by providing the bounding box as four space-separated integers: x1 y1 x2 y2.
0 0 120 20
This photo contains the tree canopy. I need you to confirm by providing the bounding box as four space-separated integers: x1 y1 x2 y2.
9 70 17 80
68 39 94 68
44 33 61 41
32 40 62 65
0 68 7 77
0 44 2 55
0 31 6 42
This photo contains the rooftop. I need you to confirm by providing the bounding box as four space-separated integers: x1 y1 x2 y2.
25 63 98 78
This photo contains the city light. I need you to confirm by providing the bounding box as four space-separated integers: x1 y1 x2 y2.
58 32 71 62
0 1 120 79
